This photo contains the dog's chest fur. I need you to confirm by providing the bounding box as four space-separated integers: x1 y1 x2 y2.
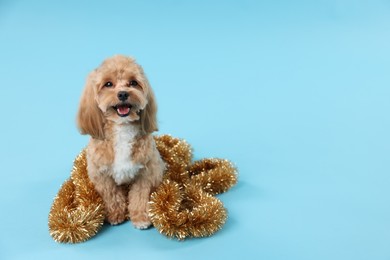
111 124 143 185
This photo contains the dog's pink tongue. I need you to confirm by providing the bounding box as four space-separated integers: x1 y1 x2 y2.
117 106 130 115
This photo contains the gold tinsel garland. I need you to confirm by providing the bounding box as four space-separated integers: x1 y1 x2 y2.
48 150 105 243
48 135 237 243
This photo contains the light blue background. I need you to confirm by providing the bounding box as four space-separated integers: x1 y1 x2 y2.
1 0 389 259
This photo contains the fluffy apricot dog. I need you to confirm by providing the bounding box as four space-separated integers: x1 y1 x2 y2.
77 55 164 229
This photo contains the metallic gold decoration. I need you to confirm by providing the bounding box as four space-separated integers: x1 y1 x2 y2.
151 135 237 239
189 158 238 196
48 135 237 243
149 180 228 240
48 150 105 243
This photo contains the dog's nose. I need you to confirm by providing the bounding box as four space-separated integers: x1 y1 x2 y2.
117 91 129 101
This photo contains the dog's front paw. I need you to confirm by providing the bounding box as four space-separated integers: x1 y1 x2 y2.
133 220 152 230
106 209 127 225
131 213 152 229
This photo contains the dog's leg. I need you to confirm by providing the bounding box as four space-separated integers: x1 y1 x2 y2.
127 174 153 229
129 137 164 229
88 168 128 225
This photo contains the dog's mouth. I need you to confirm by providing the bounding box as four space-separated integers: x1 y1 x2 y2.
113 103 132 117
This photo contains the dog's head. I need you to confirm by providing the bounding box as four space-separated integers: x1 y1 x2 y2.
77 55 157 139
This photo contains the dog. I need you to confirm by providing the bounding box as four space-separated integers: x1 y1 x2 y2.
76 55 165 229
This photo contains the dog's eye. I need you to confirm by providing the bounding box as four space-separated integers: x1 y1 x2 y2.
104 82 113 88
129 80 138 87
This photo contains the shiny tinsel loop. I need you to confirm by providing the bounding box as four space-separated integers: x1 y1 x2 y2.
48 150 105 243
149 180 227 240
150 136 237 240
154 135 192 184
188 158 238 195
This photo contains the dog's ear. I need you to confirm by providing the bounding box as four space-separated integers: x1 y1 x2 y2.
140 82 158 134
76 71 105 140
